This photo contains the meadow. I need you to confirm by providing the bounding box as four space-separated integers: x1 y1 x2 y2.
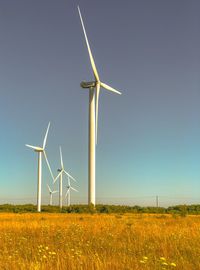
0 213 199 270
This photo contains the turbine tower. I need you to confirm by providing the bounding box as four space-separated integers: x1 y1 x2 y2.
47 184 58 206
26 122 54 212
78 6 122 206
65 176 78 207
54 146 76 209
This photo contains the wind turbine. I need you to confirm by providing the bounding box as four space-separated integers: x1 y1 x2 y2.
78 6 122 206
47 184 58 206
65 176 78 207
26 122 54 212
54 146 76 209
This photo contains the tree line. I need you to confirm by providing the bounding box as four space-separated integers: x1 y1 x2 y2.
0 203 199 215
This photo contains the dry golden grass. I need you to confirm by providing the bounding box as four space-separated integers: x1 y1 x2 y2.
0 213 199 269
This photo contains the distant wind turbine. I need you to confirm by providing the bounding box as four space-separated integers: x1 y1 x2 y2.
54 146 76 209
47 184 58 206
26 122 54 212
78 6 122 206
65 176 78 207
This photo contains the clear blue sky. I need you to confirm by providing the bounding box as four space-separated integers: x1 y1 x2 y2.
0 0 199 206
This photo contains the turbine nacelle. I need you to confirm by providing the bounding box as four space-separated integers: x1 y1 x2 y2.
81 81 96 89
25 145 43 152
34 148 44 153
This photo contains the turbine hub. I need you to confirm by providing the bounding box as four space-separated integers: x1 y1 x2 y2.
80 81 96 89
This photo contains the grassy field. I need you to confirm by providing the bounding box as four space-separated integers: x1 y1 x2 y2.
0 213 199 270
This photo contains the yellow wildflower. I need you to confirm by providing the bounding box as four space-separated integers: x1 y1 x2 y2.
170 263 176 267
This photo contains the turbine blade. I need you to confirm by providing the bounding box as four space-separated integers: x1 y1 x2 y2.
70 186 78 192
64 170 76 182
78 6 100 81
100 82 122 95
25 144 42 151
43 122 50 149
65 189 69 198
67 176 70 186
54 171 62 183
47 184 52 193
59 146 64 168
43 151 54 180
52 190 58 194
95 83 100 144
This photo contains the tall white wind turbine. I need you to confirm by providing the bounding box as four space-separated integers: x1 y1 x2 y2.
54 146 76 209
47 184 58 206
65 176 78 207
78 6 122 206
26 122 54 212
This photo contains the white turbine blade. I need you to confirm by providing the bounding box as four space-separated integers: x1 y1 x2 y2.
47 184 52 193
43 151 54 180
65 189 69 198
67 176 70 186
78 6 100 81
54 171 62 183
63 170 76 182
100 82 122 95
43 122 50 149
59 146 64 168
25 144 42 151
95 83 100 144
70 186 78 192
52 190 58 194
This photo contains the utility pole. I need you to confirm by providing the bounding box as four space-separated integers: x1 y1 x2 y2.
156 195 159 207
